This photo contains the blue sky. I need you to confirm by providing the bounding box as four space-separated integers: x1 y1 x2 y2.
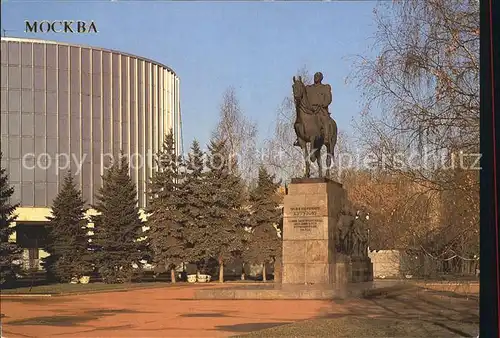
1 1 379 151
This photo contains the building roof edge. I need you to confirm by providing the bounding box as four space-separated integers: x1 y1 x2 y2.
1 36 178 77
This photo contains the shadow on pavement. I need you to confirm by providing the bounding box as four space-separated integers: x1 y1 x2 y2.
7 308 149 327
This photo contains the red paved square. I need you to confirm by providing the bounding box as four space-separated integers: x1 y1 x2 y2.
1 285 344 337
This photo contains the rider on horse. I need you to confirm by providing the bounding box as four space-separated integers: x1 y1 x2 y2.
294 72 332 146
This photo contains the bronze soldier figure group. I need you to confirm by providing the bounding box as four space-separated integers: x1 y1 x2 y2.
335 202 369 258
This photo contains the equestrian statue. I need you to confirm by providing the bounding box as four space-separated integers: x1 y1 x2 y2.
292 72 338 178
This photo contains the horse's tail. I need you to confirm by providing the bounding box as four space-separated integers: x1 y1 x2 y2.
329 119 338 149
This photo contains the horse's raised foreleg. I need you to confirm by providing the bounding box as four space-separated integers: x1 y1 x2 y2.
293 122 304 147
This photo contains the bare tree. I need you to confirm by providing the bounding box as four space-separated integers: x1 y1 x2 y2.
343 170 436 250
350 0 479 182
213 87 258 183
262 66 312 181
348 0 479 269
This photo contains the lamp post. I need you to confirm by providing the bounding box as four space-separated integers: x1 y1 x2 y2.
366 213 370 253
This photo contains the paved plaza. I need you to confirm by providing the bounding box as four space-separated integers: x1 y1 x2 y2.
1 283 479 338
1 284 343 337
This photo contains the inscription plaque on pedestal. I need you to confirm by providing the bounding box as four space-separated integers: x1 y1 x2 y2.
281 178 346 285
289 207 322 232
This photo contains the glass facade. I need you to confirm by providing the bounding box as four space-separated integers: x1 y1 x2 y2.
1 38 181 208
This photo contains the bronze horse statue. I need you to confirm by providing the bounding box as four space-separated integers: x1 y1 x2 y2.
292 76 338 178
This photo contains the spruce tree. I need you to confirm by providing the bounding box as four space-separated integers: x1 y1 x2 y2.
203 139 248 283
43 171 92 282
147 131 186 283
92 156 144 283
182 140 211 272
244 166 282 281
0 152 22 286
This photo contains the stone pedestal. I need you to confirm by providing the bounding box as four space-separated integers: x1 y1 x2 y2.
194 179 379 301
282 178 346 285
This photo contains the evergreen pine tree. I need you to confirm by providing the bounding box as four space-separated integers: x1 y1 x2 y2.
203 139 248 282
147 131 186 283
0 152 22 286
182 140 211 272
244 166 282 281
92 156 144 283
43 171 92 282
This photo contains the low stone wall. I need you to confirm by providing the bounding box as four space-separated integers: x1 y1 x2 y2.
194 280 405 300
195 283 366 300
368 250 402 278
